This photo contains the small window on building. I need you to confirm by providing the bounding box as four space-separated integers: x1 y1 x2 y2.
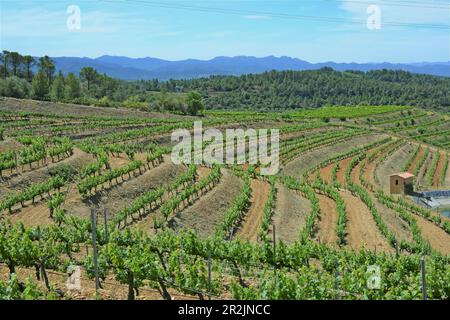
396 180 399 185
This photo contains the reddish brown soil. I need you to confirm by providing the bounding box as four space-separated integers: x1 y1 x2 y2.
315 194 338 246
414 215 450 255
408 146 424 172
271 183 311 245
336 158 352 185
350 158 362 186
319 163 334 183
235 179 270 242
433 151 445 187
445 156 450 188
363 158 378 188
339 190 393 253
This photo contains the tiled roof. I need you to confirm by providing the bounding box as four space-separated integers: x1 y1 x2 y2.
390 172 414 179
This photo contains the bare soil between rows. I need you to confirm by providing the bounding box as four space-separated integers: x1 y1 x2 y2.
271 183 311 245
339 190 393 253
173 169 243 238
235 179 270 242
315 194 338 246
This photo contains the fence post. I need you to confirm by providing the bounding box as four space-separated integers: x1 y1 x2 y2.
90 209 100 293
421 256 427 300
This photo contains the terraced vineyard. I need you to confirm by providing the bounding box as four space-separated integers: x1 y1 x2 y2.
0 98 449 300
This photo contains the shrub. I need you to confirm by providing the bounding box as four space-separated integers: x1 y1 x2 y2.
0 76 31 98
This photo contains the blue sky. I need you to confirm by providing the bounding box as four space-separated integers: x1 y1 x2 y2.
1 0 449 62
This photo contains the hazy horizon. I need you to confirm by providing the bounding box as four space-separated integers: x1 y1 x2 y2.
2 0 449 63
3 51 449 65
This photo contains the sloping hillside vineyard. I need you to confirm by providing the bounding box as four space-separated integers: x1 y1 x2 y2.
0 98 449 300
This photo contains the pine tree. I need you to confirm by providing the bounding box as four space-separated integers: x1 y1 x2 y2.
51 72 65 101
64 72 81 100
31 71 49 99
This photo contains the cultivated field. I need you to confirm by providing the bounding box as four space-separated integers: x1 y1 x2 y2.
1 98 449 300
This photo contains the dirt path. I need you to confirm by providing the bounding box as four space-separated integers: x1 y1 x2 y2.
319 163 334 183
433 151 445 187
418 151 432 185
271 183 311 245
408 146 424 172
340 190 393 253
336 158 352 185
315 194 338 246
235 179 270 242
414 215 450 255
363 157 379 188
350 158 362 185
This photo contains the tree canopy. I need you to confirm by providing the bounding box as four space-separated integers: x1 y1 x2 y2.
1 51 449 114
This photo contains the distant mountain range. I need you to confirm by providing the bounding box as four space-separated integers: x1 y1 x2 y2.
48 55 450 80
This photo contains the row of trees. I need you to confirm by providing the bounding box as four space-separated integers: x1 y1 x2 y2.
5 52 448 114
1 51 55 83
0 52 205 115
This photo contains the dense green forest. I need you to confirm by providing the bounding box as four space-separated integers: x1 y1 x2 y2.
177 69 450 112
1 51 449 113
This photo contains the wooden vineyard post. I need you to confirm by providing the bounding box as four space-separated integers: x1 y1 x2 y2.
90 209 101 293
421 256 427 300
